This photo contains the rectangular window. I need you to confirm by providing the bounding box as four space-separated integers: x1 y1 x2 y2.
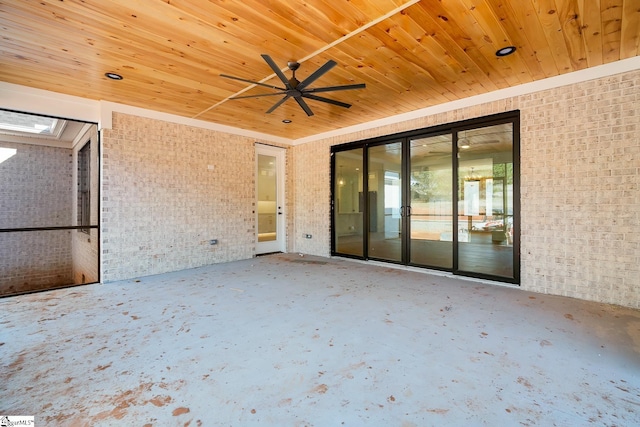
77 141 90 234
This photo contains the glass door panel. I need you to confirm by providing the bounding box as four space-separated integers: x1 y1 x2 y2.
368 142 402 262
409 135 453 268
334 149 364 257
256 144 285 254
457 123 514 278
257 153 277 242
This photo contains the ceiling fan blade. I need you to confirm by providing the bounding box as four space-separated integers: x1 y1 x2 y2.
296 60 337 91
230 92 287 100
293 96 314 116
261 54 292 89
266 94 291 114
302 93 352 109
220 74 285 91
305 83 366 93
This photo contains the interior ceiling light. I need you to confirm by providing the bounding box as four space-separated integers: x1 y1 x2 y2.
458 131 470 149
105 72 123 80
496 46 516 57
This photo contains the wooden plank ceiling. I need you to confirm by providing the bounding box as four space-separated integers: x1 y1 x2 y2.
1 0 639 140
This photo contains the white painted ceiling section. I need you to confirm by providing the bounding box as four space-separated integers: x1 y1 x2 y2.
2 56 639 147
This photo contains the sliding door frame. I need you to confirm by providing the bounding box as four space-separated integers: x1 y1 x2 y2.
331 110 520 284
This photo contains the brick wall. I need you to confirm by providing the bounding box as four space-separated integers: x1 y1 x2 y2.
0 142 73 294
519 71 639 307
292 70 640 309
101 113 272 282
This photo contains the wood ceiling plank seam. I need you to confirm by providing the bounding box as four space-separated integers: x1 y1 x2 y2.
576 0 604 66
248 0 353 45
0 29 224 95
312 0 377 33
330 0 407 19
440 0 528 86
28 65 210 114
4 0 329 110
0 26 231 100
555 0 590 71
425 0 520 87
195 0 423 118
484 0 561 79
405 3 503 92
0 39 85 67
1 0 262 81
365 26 460 102
367 19 453 86
320 48 440 111
620 0 640 58
36 0 275 74
387 11 477 91
478 0 548 81
0 68 93 92
327 35 423 94
164 0 330 62
293 0 422 64
396 33 478 99
0 68 212 117
531 0 578 72
2 0 634 139
600 0 624 62
208 1 424 105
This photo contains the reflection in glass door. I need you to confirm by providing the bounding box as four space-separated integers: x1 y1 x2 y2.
256 144 285 254
456 123 515 278
368 142 403 263
334 149 364 257
409 135 453 269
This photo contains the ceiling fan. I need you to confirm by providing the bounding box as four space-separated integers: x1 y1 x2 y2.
220 54 366 117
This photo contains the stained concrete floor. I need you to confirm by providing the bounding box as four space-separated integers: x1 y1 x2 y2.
1 254 639 426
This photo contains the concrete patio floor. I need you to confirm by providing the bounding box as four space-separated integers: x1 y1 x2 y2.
1 253 639 426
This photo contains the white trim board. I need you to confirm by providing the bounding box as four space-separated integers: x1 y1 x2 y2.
2 55 639 146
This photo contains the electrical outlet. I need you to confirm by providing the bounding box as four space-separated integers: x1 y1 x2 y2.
304 234 312 239
210 239 218 245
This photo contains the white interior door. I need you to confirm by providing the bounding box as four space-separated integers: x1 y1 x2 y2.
256 144 286 254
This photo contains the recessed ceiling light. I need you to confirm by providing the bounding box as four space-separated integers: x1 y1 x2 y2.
282 119 292 124
496 46 516 57
105 72 123 80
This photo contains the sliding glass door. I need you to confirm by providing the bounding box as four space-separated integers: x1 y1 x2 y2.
409 135 453 269
456 122 516 279
368 141 403 263
331 111 519 284
333 148 364 257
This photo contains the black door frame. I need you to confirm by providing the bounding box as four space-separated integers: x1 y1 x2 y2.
331 110 520 284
